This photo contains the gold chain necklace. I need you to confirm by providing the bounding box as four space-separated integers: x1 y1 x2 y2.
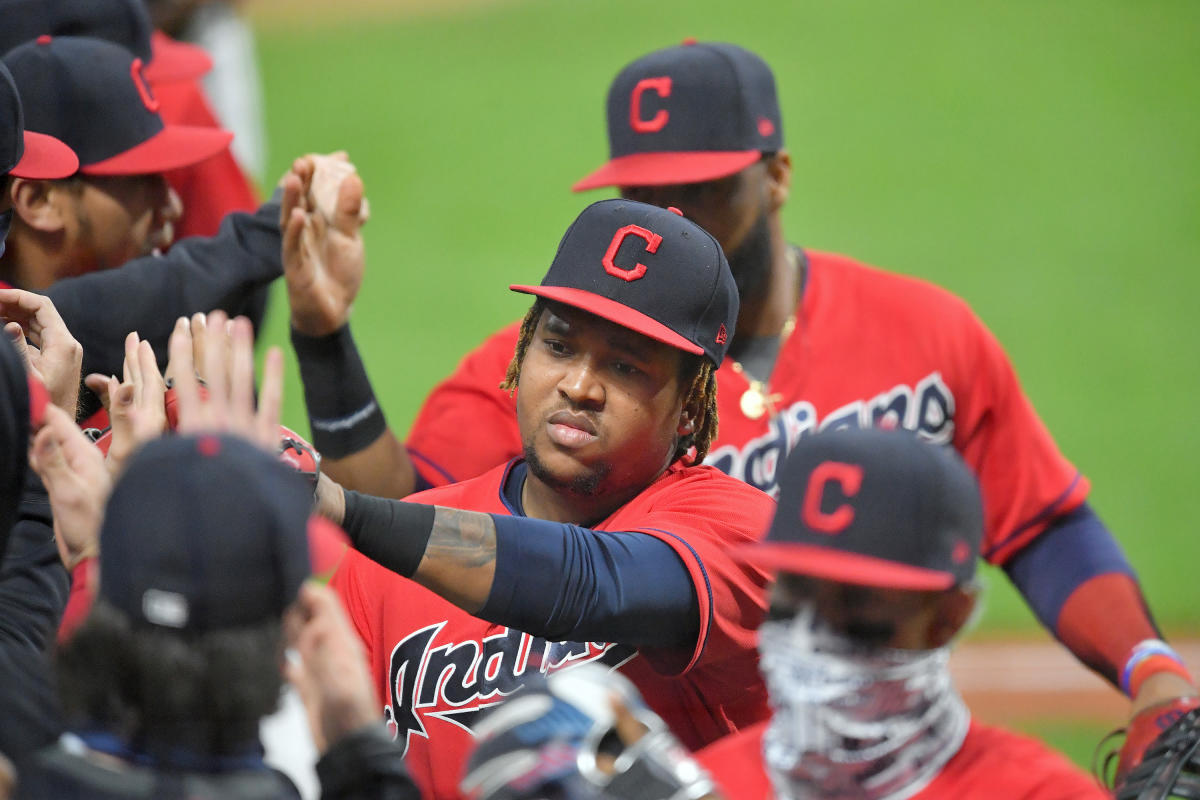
730 248 801 421
730 315 795 420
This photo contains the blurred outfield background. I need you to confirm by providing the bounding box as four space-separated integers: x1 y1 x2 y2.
245 0 1199 766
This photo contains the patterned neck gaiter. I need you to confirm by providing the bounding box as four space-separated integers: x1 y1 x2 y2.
758 607 969 800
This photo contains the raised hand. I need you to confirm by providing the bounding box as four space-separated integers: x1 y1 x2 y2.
84 331 168 477
169 309 283 452
280 153 368 337
0 288 83 416
29 404 110 570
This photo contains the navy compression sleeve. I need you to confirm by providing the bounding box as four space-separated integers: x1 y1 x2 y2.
1003 501 1135 632
479 515 699 650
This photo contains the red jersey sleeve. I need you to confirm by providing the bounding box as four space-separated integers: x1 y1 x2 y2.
602 466 775 747
947 303 1090 564
404 322 523 488
611 467 775 676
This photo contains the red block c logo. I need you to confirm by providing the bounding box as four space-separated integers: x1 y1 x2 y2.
130 58 160 113
630 77 672 133
801 461 864 534
602 225 661 282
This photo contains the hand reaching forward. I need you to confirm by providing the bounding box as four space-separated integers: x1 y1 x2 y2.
29 404 110 570
84 331 168 477
281 153 368 337
169 309 283 452
0 289 83 416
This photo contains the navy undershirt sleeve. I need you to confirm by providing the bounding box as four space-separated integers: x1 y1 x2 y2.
1003 501 1136 631
479 515 700 650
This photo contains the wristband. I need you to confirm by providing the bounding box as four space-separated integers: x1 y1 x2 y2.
342 491 435 578
290 325 386 458
1122 639 1195 697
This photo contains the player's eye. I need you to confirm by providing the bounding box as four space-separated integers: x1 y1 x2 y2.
542 338 569 357
611 360 641 376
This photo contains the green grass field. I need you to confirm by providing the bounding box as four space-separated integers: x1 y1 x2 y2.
254 0 1200 636
247 0 1199 771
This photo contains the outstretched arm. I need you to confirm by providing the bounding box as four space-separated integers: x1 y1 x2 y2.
281 154 418 499
317 481 699 648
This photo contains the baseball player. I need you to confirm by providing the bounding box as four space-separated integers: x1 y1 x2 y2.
286 197 775 798
698 427 1106 799
297 40 1195 776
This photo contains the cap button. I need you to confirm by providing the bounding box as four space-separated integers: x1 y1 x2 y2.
667 206 683 216
36 35 52 45
681 37 698 46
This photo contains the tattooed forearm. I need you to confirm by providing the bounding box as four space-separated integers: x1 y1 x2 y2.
413 507 498 613
425 507 496 568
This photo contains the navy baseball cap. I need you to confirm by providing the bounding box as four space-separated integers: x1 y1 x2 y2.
0 0 211 84
99 434 313 632
573 41 784 191
511 199 739 366
1 62 78 179
740 428 983 591
3 36 230 175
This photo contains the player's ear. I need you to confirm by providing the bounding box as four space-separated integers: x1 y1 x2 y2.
676 413 696 436
925 585 977 649
765 150 791 212
9 178 70 233
676 377 701 437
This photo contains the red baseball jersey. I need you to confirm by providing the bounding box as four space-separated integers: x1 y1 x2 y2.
405 251 1088 564
696 719 1107 799
331 460 775 800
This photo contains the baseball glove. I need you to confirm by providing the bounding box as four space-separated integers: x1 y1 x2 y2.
1112 706 1200 799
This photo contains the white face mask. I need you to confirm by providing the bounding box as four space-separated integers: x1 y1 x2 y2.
758 605 969 800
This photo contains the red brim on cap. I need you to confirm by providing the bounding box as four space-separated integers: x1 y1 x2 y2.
81 124 232 176
26 373 49 430
733 542 956 591
10 131 79 179
510 284 703 356
145 31 213 84
572 150 762 192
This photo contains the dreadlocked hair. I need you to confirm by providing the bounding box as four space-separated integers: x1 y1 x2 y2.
500 299 545 395
500 298 720 466
677 357 718 464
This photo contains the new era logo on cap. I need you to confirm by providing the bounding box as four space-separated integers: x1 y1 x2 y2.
511 199 738 366
2 36 230 175
740 428 984 591
574 41 784 191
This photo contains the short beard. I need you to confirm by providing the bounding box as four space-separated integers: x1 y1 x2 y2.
523 442 612 497
727 206 773 304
